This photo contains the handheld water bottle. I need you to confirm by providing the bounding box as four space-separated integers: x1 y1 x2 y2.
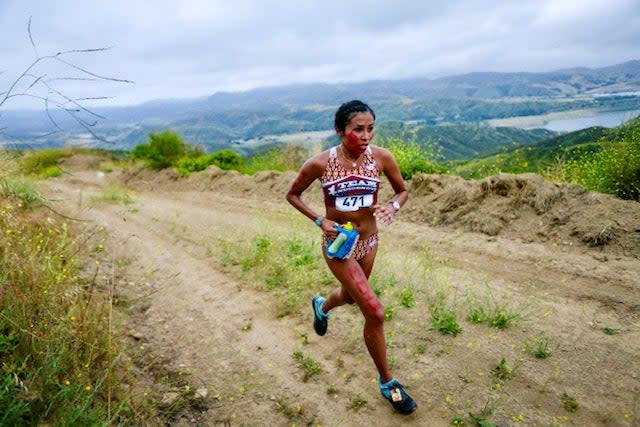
326 222 359 260
327 222 351 252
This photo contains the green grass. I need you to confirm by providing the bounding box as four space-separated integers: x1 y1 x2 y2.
524 332 556 359
220 231 333 317
398 285 417 308
275 396 307 422
0 153 154 425
546 119 640 200
0 181 132 424
90 184 136 205
430 308 463 336
291 351 323 381
0 177 44 207
466 292 522 330
562 393 580 413
492 357 513 381
349 394 368 411
451 117 640 201
489 306 519 329
17 148 71 177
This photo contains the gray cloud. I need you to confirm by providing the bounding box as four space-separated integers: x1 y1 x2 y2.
1 0 639 108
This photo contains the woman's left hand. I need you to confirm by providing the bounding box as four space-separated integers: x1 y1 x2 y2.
372 203 395 226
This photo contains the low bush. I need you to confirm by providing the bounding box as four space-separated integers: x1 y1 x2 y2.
376 136 447 179
131 130 187 170
17 148 71 177
550 118 640 200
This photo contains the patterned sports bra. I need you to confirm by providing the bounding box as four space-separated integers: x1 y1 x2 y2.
320 146 381 212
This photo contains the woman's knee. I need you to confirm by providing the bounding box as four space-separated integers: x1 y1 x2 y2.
341 288 355 305
361 297 385 325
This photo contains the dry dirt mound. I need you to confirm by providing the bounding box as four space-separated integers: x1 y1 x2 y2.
118 165 640 258
406 173 640 257
60 153 106 170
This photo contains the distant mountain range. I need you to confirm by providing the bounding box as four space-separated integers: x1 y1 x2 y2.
1 60 640 158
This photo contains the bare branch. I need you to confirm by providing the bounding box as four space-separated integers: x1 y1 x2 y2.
53 56 134 84
57 47 112 55
1 18 134 144
35 129 61 138
25 73 46 91
28 16 39 58
72 96 111 101
0 56 44 107
45 83 107 120
47 77 101 83
44 98 62 131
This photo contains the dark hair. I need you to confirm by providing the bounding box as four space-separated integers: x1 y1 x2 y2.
334 100 376 132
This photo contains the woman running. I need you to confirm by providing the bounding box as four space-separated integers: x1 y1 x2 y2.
285 100 417 414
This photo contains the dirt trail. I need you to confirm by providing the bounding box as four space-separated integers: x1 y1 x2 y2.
46 156 640 426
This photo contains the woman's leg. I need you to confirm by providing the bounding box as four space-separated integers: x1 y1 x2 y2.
323 285 354 311
324 249 392 383
322 237 378 312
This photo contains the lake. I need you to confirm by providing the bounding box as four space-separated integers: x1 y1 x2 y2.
543 109 640 132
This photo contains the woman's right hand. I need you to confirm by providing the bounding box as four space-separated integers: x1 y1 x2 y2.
320 219 339 239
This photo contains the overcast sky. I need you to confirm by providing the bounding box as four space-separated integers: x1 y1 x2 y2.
2 0 640 108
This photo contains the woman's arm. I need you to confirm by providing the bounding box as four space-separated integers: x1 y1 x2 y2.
286 156 326 224
372 147 408 225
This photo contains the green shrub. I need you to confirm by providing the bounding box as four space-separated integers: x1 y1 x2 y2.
176 155 210 176
18 149 70 177
548 117 640 200
376 136 447 179
132 130 186 169
242 144 308 174
209 149 244 170
175 148 245 176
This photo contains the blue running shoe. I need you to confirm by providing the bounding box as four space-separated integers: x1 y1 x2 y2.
378 377 417 414
311 296 329 336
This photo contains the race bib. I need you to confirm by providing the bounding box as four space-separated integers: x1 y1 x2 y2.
335 194 374 212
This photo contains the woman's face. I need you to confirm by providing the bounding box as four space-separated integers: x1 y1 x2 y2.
339 111 375 155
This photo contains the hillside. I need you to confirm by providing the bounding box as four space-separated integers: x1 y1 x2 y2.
452 126 612 178
377 122 557 160
44 154 639 425
2 60 640 153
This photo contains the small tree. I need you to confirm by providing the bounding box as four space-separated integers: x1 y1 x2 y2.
132 130 187 170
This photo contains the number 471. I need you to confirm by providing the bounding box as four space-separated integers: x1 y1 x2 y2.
342 196 364 207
